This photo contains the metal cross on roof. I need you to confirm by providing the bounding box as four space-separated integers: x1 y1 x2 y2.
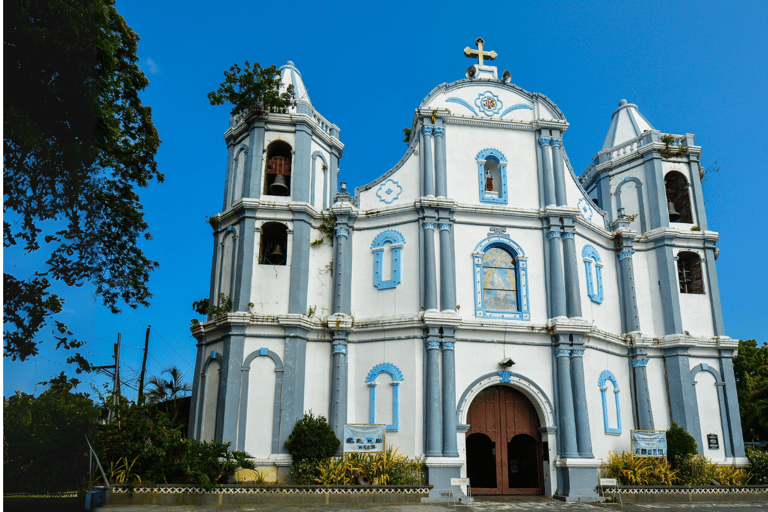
464 37 497 66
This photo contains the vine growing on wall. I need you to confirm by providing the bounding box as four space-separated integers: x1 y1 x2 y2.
311 212 337 247
660 134 689 159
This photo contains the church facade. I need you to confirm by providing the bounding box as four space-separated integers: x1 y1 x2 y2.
188 40 746 501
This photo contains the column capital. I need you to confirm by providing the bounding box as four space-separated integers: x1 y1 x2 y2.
423 222 436 231
426 341 440 350
332 344 348 355
438 223 451 232
632 359 649 367
432 126 445 137
551 138 563 147
570 349 585 358
547 231 561 240
555 349 571 357
442 342 455 351
422 125 434 136
618 251 633 260
539 136 553 146
562 232 574 240
335 227 349 238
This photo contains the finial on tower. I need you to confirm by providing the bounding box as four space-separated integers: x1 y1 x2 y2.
464 37 497 66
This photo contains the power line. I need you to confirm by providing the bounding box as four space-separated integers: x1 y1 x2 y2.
116 311 194 371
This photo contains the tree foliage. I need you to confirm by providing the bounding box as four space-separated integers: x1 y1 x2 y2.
207 61 294 119
3 373 99 493
3 0 162 368
145 365 192 423
666 421 698 468
284 411 340 462
734 339 768 441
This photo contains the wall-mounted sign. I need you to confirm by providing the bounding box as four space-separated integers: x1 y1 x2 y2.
631 430 667 457
343 424 385 453
707 434 719 450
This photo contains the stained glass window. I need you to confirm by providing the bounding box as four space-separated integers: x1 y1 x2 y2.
482 247 518 311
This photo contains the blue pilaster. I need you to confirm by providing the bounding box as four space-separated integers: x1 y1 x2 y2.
434 125 447 197
438 222 456 311
332 219 351 314
654 237 684 335
422 125 435 197
329 331 349 455
243 121 265 199
279 326 308 454
188 341 205 439
233 215 256 311
425 327 442 457
555 345 579 458
663 347 702 450
441 334 459 457
630 349 654 430
330 146 341 201
547 223 567 318
293 124 312 202
569 343 593 458
704 240 725 336
551 136 567 206
288 212 312 315
223 139 235 210
616 239 641 333
215 330 245 444
719 349 746 458
539 135 556 207
681 136 708 230
642 134 668 229
561 222 582 318
422 219 438 311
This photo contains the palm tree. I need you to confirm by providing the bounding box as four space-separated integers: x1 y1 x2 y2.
145 366 191 422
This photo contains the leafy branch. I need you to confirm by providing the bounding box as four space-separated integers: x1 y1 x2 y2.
207 61 294 119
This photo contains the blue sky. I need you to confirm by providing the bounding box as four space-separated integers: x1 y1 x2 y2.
4 0 768 398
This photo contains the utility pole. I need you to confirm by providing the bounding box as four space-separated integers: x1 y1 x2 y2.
109 333 121 422
137 326 150 404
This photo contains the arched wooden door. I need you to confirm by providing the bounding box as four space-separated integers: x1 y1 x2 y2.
466 385 543 495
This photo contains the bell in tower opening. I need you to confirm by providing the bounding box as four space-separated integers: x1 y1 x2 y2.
265 140 292 196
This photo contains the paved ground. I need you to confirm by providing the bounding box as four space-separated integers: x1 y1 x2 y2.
95 497 768 512
7 496 768 512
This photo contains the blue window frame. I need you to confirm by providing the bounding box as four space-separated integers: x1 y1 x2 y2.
472 235 530 320
582 245 604 304
477 148 508 204
365 363 404 431
598 370 621 435
370 230 405 290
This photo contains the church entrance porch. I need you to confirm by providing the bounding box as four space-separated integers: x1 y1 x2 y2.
466 385 544 495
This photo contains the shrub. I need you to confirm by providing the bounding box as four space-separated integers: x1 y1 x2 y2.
675 454 750 486
747 448 768 484
288 458 322 485
284 412 339 461
666 422 698 468
601 451 676 486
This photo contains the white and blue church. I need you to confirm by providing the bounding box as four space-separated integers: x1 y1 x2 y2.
188 39 746 501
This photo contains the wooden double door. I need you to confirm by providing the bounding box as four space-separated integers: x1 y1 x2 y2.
466 385 544 495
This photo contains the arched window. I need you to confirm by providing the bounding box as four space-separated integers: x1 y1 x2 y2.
582 245 604 304
265 140 292 196
598 370 621 435
259 222 287 265
677 251 704 294
472 236 530 320
370 230 405 290
665 171 693 223
477 148 508 204
366 363 404 431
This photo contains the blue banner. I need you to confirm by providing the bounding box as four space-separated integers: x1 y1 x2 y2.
631 430 667 457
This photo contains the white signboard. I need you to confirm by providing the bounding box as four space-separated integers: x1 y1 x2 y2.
631 430 667 457
343 424 385 453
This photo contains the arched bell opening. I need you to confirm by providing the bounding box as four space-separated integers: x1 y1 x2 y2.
259 222 288 265
265 140 292 197
665 171 693 223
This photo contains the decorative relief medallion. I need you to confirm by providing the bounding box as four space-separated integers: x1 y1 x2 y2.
577 197 594 220
475 91 503 117
376 178 403 204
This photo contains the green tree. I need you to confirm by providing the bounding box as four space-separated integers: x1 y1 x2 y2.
3 0 162 370
3 372 99 493
734 339 768 441
207 61 294 119
145 366 192 422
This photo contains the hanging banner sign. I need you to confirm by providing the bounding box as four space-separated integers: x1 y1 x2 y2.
343 424 386 453
631 430 667 457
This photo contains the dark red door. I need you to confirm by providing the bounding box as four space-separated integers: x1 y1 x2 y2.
466 385 543 495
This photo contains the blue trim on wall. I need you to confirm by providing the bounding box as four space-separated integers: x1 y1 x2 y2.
376 178 403 204
446 97 477 115
598 370 621 435
472 235 530 320
371 230 406 290
238 348 284 453
582 245 604 304
366 362 404 432
476 148 509 205
500 103 534 118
